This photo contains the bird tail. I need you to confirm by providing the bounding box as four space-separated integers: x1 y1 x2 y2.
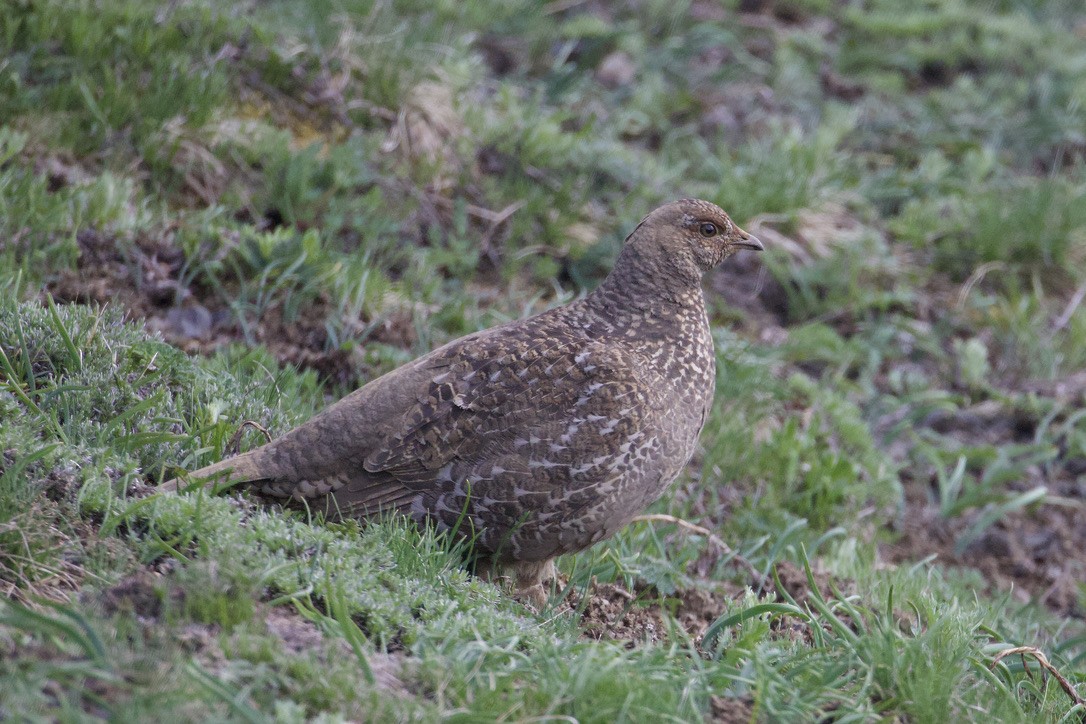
159 450 265 493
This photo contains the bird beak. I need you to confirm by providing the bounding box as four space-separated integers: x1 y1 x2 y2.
733 229 764 251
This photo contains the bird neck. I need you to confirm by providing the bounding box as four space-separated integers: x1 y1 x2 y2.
572 244 712 374
588 241 706 316
577 242 716 405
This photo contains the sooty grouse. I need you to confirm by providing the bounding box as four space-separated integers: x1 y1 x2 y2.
163 199 763 603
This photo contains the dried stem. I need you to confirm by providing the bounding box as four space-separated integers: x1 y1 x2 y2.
989 645 1086 710
226 420 273 456
630 513 764 582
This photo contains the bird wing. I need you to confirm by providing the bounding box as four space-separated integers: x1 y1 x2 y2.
365 333 646 476
331 324 656 551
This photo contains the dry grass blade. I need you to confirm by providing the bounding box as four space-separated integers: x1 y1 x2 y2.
989 645 1086 710
956 261 1007 308
1053 282 1086 331
226 420 273 456
543 0 590 14
630 513 763 582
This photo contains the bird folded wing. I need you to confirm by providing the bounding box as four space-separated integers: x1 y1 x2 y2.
361 333 650 498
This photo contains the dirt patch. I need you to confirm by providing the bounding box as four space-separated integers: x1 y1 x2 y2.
94 573 409 691
697 80 781 140
155 297 362 388
574 580 743 645
921 400 1037 447
772 560 848 609
263 605 408 694
576 582 666 645
47 229 184 312
86 570 229 678
710 694 755 724
819 64 866 102
0 496 87 604
789 276 1086 622
884 496 1086 617
264 605 327 654
674 586 744 639
713 203 890 341
97 571 169 620
45 228 413 386
1022 371 1086 406
880 388 1086 618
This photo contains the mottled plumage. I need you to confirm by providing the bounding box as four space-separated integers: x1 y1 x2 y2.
162 199 762 601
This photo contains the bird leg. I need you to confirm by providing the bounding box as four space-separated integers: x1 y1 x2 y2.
475 558 558 609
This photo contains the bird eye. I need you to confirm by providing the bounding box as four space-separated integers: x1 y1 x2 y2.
699 222 718 237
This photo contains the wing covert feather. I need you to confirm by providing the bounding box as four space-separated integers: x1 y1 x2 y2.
362 333 652 496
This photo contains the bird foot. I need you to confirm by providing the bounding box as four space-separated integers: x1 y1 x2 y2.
511 583 549 610
476 558 560 610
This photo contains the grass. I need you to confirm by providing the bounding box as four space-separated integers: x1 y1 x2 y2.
1 0 1086 720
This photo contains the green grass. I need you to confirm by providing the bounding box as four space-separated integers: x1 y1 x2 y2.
2 0 1086 720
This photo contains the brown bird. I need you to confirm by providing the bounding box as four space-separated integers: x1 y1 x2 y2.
162 199 763 603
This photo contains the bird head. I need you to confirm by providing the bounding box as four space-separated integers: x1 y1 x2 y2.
627 199 763 275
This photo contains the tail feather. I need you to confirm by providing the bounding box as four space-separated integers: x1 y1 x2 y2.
158 447 418 526
159 450 265 493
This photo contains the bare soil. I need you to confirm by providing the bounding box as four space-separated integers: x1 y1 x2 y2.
710 694 755 724
885 484 1086 616
45 229 416 388
573 579 750 646
880 382 1086 618
93 571 408 693
576 582 667 645
263 606 408 694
